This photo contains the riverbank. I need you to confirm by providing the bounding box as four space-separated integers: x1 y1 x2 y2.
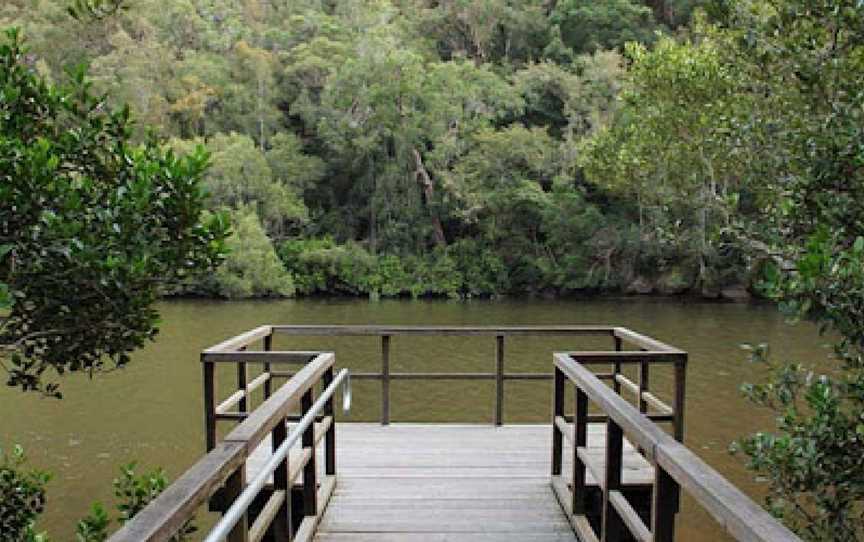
169 282 759 303
175 233 761 303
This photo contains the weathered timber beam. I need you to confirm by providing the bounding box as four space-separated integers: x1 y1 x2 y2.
271 325 616 336
204 326 272 354
202 351 321 364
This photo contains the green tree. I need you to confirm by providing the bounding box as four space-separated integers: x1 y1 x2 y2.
0 28 229 396
173 133 308 237
398 0 552 66
551 0 660 54
315 24 522 253
0 446 49 541
210 207 296 299
445 125 609 291
87 20 174 132
580 25 747 292
67 0 128 21
266 132 327 195
221 40 281 149
513 51 624 139
725 1 864 539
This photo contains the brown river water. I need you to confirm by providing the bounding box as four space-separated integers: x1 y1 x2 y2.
0 297 832 540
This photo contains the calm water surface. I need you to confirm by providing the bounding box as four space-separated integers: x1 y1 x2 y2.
0 298 832 540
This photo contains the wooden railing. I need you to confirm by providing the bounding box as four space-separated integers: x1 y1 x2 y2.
551 352 801 542
207 325 679 427
109 351 345 542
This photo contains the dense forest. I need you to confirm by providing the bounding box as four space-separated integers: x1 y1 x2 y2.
2 0 742 299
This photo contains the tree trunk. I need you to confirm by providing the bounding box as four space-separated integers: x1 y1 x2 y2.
646 0 670 25
412 148 447 247
369 156 377 254
258 77 265 151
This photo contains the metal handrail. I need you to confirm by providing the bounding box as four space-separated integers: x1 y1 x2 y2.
204 368 350 542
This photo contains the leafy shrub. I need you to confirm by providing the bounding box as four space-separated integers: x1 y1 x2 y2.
366 255 411 297
212 208 295 299
279 238 375 295
0 446 49 542
75 503 109 542
446 239 508 296
0 450 195 542
110 463 196 540
400 251 463 299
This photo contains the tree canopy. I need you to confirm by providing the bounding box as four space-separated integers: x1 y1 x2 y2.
1 0 721 300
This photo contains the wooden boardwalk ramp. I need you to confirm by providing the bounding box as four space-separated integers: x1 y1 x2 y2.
314 424 578 542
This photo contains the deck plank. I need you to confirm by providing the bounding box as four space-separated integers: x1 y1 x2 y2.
314 424 577 540
241 424 653 540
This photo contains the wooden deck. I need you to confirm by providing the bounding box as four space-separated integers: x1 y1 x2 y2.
109 326 801 542
247 423 653 541
316 424 577 541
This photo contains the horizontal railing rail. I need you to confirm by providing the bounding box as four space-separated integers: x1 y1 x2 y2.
203 325 681 426
551 352 800 542
109 352 345 542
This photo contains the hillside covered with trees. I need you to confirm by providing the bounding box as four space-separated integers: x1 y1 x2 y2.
3 0 736 299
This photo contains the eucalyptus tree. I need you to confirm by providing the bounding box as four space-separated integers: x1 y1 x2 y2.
266 132 327 195
513 50 624 139
314 21 522 253
222 40 281 149
580 25 747 290
396 0 553 66
172 133 308 238
550 0 660 53
87 19 174 131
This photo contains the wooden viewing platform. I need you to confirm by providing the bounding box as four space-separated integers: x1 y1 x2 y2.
110 325 801 542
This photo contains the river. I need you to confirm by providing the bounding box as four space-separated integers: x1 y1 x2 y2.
0 297 831 539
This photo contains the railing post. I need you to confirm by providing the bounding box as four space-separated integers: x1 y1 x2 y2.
613 335 622 394
673 355 687 442
495 335 504 426
263 333 273 399
572 387 588 516
639 360 649 414
237 346 248 414
271 412 292 540
551 367 564 476
301 389 318 518
652 466 679 542
203 359 216 452
381 335 391 425
224 464 248 542
323 366 336 476
602 420 624 541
